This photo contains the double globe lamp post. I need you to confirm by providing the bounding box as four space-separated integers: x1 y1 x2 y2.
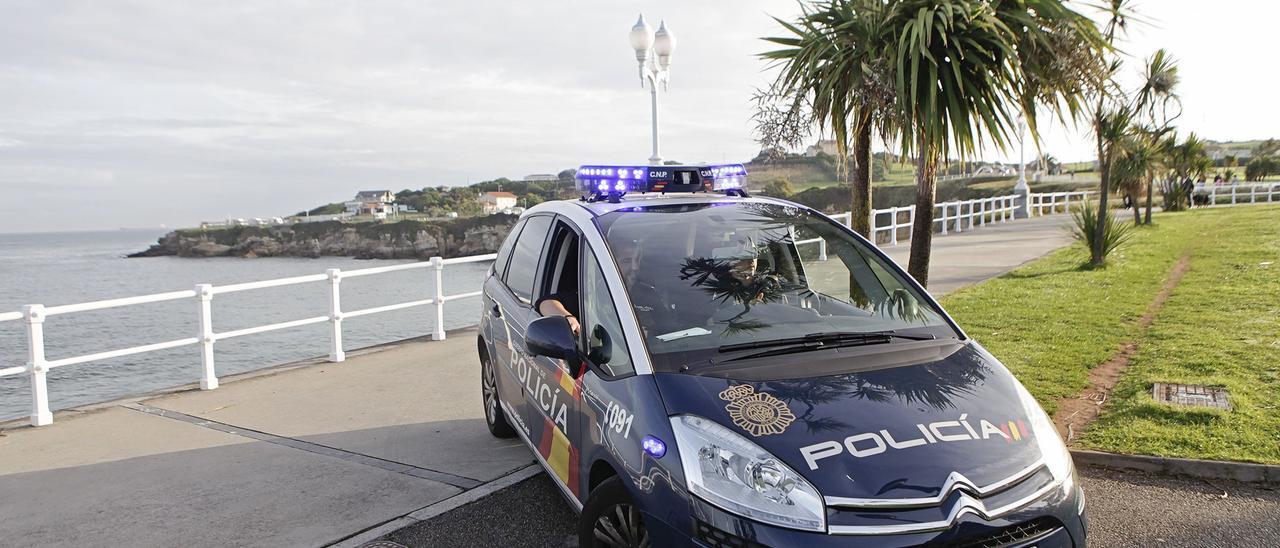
629 15 676 165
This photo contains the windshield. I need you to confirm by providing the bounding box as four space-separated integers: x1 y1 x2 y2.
596 201 957 373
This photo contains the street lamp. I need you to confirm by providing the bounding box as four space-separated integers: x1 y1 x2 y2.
630 14 676 165
1013 116 1031 218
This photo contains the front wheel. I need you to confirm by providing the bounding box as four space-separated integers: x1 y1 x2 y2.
480 351 515 438
579 476 650 548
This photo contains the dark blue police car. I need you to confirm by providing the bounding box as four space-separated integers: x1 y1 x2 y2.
477 164 1086 547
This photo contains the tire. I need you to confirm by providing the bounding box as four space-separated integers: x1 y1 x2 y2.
579 476 651 548
480 351 516 438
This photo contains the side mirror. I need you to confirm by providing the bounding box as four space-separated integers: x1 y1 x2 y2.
588 324 613 364
526 315 578 361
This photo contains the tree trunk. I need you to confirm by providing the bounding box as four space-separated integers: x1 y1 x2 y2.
1090 116 1111 267
1132 194 1141 225
850 114 874 239
907 142 938 287
1144 178 1153 224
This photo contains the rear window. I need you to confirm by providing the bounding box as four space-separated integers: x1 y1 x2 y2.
505 215 553 304
492 217 527 280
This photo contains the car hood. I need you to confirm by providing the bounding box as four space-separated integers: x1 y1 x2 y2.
653 339 1055 501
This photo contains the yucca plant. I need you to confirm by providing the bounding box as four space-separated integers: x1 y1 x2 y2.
1072 200 1134 264
1159 179 1190 212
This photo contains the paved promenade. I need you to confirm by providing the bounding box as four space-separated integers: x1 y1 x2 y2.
0 214 1081 547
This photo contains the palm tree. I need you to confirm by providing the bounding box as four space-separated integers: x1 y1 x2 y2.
762 0 895 239
1112 129 1163 225
887 0 1103 286
1135 50 1181 224
1087 0 1136 266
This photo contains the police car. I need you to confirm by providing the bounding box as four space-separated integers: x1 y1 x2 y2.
477 164 1086 547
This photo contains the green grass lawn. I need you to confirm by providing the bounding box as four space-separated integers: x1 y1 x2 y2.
938 205 1280 463
1078 206 1280 463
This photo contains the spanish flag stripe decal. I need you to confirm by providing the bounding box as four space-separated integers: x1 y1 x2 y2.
1008 420 1022 441
557 368 577 399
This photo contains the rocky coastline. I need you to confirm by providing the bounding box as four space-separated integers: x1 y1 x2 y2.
128 214 519 260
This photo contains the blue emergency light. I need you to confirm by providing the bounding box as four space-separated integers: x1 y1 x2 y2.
576 164 749 202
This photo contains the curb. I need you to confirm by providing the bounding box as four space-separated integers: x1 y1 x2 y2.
1071 449 1280 486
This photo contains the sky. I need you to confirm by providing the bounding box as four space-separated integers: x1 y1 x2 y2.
1 0 1276 232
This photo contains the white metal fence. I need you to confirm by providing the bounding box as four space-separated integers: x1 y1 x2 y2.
0 254 495 427
822 194 1022 247
1200 183 1280 205
1029 191 1093 216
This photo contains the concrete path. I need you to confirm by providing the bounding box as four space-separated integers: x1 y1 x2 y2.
0 335 533 547
0 213 1078 547
879 213 1076 297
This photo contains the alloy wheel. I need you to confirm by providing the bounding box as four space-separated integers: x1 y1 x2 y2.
481 358 498 424
592 503 649 548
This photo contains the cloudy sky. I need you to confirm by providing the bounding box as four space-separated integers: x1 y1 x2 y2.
2 0 1276 232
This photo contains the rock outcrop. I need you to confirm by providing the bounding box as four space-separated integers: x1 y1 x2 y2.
129 215 519 260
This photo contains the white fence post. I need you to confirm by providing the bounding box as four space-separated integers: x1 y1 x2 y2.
818 239 828 261
432 257 447 340
907 205 915 242
326 268 345 362
889 207 899 246
23 304 53 427
1231 185 1237 204
196 284 218 390
1251 185 1257 203
940 203 949 235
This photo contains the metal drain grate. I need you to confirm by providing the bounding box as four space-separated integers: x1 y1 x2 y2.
1152 382 1231 410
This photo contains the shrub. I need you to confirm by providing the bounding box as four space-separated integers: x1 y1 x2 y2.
1071 200 1135 263
761 177 795 198
1160 180 1190 212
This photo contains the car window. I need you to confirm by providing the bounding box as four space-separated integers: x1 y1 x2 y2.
492 218 527 281
505 215 553 304
581 244 634 377
595 202 955 373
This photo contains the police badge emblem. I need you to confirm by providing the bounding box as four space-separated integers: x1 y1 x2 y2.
719 385 795 436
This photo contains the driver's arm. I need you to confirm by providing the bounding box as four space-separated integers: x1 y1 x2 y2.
537 295 581 335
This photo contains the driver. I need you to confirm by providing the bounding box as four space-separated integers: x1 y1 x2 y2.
535 238 645 335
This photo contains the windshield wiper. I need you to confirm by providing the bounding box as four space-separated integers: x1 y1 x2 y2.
715 330 937 363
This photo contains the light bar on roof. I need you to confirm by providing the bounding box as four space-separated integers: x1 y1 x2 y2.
574 164 749 198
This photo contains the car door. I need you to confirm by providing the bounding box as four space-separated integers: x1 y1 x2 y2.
522 219 585 498
488 214 553 439
482 216 526 420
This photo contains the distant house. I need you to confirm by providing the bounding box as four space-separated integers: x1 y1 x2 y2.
479 191 518 214
346 190 395 219
805 140 839 157
355 190 394 203
523 173 557 182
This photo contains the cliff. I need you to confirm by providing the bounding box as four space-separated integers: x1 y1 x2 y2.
129 215 519 259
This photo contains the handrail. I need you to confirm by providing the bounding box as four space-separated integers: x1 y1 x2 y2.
0 253 495 426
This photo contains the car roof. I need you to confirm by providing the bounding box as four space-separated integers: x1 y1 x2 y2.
527 192 794 219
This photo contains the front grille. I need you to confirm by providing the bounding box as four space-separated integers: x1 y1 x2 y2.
939 517 1062 548
693 519 768 548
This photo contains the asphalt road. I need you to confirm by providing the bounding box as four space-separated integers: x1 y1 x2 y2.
376 465 1280 548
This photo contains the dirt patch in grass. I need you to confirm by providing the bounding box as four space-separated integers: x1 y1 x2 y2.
1054 254 1192 442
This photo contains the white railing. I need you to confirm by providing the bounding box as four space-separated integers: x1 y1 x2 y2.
1029 191 1094 216
0 254 495 427
819 194 1021 249
1202 183 1280 205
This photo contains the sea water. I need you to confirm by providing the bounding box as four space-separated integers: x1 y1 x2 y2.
0 229 490 421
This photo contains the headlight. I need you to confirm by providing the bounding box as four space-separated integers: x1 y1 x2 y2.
1013 381 1074 486
670 414 825 532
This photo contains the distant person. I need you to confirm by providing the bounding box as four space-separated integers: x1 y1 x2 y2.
1214 174 1223 185
1182 178 1195 209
